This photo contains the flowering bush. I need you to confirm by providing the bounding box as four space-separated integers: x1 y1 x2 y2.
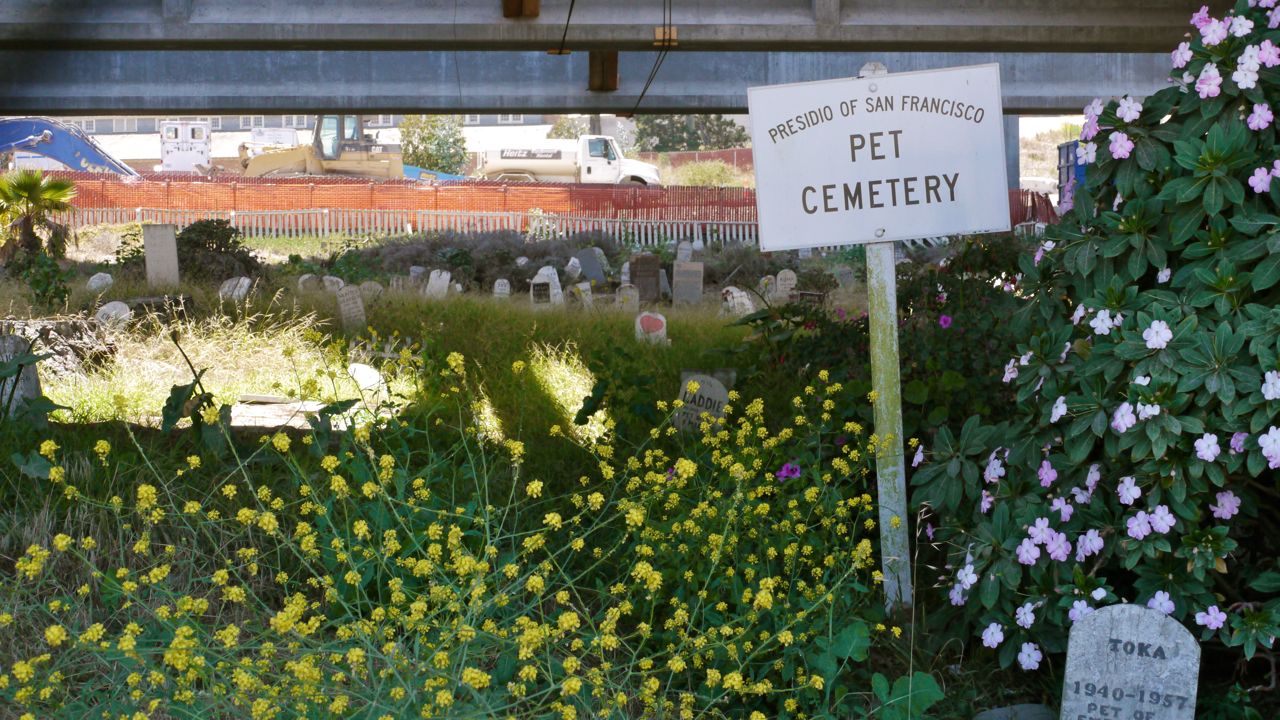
912 0 1280 697
0 354 941 718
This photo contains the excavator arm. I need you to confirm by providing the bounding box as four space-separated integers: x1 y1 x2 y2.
0 117 139 176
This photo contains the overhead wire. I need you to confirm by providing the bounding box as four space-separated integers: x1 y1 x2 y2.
556 0 579 56
631 0 673 114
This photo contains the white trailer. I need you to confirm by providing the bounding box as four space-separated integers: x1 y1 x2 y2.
158 120 211 173
476 135 661 186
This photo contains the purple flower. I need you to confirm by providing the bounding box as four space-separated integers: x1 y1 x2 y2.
835 307 847 320
1172 41 1193 69
982 623 1004 648
1111 402 1137 434
1116 96 1143 123
1250 167 1273 195
1038 460 1058 488
1196 64 1223 98
1211 490 1241 520
775 463 801 480
1051 497 1074 523
1083 97 1104 121
1028 517 1052 545
1127 511 1153 540
980 490 994 514
1195 605 1227 630
1016 602 1036 629
1263 370 1280 400
1262 426 1280 468
1200 18 1228 46
1149 505 1176 534
1045 531 1072 562
1146 590 1175 615
925 523 935 541
1195 433 1221 462
1118 476 1141 506
1108 131 1135 160
949 583 966 606
938 315 953 329
1248 103 1274 131
1190 5 1211 29
1075 530 1104 561
956 563 978 590
1016 538 1041 565
1261 39 1280 67
1230 432 1248 454
1018 642 1042 671
911 445 925 467
1069 600 1095 624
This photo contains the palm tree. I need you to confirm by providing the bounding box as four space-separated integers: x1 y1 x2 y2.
0 169 76 265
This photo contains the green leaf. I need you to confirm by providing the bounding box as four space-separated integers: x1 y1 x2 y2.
903 379 929 405
831 622 870 661
1251 572 1280 593
1252 253 1280 291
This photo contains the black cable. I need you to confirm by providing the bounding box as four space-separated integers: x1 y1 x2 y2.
556 0 578 55
631 0 673 114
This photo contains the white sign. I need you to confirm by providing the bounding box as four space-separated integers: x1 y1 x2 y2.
748 63 1011 250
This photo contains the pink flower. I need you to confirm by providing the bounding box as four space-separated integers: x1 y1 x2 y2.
1016 538 1041 565
1038 460 1057 488
1083 97 1104 121
1190 5 1211 29
1272 159 1280 177
1081 118 1100 142
1143 320 1173 349
956 563 978 590
1018 642 1042 671
1195 433 1221 462
1250 167 1273 194
1211 490 1241 520
980 490 994 514
1149 505 1176 534
1117 475 1141 505
1231 16 1255 37
984 451 1006 484
1248 103 1274 131
1230 433 1248 454
1086 464 1101 491
1260 39 1280 67
1200 19 1229 46
1050 395 1068 423
1272 7 1280 30
1076 529 1104 561
1051 497 1074 522
1116 96 1143 122
982 623 1004 648
1028 517 1053 545
1195 605 1228 630
1069 600 1095 624
1172 41 1194 69
938 314 953 329
1262 426 1280 468
1109 131 1135 160
949 583 966 606
1196 64 1223 98
1111 402 1137 434
1263 369 1280 400
1127 511 1153 540
1045 531 1072 562
1146 590 1175 615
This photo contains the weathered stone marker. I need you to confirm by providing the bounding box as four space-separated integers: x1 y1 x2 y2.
0 334 41 417
574 248 607 284
570 281 593 307
635 311 667 344
675 240 693 263
493 279 511 298
219 276 252 303
672 262 704 305
336 285 366 334
776 268 798 301
673 372 729 432
1060 604 1199 720
424 269 451 299
530 266 564 306
616 284 640 313
143 224 180 287
631 254 661 303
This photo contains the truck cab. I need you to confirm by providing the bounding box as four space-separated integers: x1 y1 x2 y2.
477 135 662 186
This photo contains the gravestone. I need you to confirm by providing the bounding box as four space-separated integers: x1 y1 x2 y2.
616 284 640 313
673 372 730 432
620 261 631 285
453 282 464 294
389 276 407 292
142 224 180 287
659 269 672 300
358 281 384 300
672 262 704 305
0 335 41 417
776 269 798 301
322 275 345 292
493 279 511 298
409 266 427 284
298 274 322 292
530 266 564 306
571 282 593 307
631 254 661 303
798 247 813 259
758 275 776 299
95 301 133 325
635 311 668 344
592 247 610 273
832 265 858 289
347 363 388 407
219 276 252 303
86 272 113 293
564 256 582 282
720 287 756 317
424 269 451 299
574 248 607 284
1060 604 1199 720
675 241 693 263
336 286 366 334
515 256 530 268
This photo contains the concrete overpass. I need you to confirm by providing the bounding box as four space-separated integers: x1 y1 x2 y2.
0 0 1204 53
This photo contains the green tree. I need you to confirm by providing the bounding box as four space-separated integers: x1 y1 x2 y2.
0 169 75 265
399 115 469 175
547 115 589 140
634 115 750 152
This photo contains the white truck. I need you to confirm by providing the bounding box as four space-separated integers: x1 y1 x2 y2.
475 135 661 186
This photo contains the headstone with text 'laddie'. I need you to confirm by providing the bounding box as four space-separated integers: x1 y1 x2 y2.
676 240 693 263
143 224 180 287
493 279 511 298
631 254 661 303
635 311 668 344
424 269 451 299
672 262 704 305
1059 604 1199 720
336 286 366 334
776 269 798 301
0 335 41 417
616 284 640 314
673 372 729 432
574 248 607 284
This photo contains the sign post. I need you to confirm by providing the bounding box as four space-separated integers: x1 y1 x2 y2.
747 62 1011 611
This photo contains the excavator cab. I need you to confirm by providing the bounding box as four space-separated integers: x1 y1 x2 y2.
241 114 404 179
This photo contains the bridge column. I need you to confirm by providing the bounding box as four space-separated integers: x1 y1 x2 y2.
1004 114 1020 190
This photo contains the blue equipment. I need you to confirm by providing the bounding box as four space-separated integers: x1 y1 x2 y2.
0 116 139 176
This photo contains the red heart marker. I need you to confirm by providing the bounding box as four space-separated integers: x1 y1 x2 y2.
640 315 665 334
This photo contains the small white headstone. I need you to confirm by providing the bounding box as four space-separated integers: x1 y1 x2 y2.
453 282 463 294
673 373 730 432
776 269 798 301
347 363 388 406
86 272 113 293
322 275 345 293
565 256 582 282
530 266 564 306
515 256 530 268
571 282 593 307
675 241 693 263
635 311 668 344
409 266 427 284
620 261 630 285
0 335 41 417
298 273 322 292
424 270 451 299
758 275 776 299
1060 604 1199 720
493 279 511 298
720 286 755 317
359 281 384 299
616 284 640 314
336 286 366 334
219 276 252 303
95 300 133 325
143 224 180 287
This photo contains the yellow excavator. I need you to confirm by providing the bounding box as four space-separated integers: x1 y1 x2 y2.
238 114 405 179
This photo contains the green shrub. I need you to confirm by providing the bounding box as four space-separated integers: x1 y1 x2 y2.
17 251 71 310
115 219 261 281
670 160 749 188
911 2 1279 704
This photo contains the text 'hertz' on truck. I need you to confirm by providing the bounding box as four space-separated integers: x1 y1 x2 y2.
475 136 661 186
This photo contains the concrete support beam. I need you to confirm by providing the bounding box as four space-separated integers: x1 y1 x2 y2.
0 0 1203 53
1004 115 1021 190
589 50 619 92
0 49 1174 115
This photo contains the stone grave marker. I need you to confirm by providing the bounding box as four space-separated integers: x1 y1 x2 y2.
322 275 345 292
515 256 530 268
720 286 755 317
620 261 631 285
659 269 672 300
298 274 322 292
776 269 798 301
631 254 661 303
565 256 582 282
574 248 607 284
86 272 113 293
359 281 384 299
424 269 451 299
493 279 511 298
832 265 858 289
592 247 610 272
143 224 180 287
672 262 704 305
571 282 593 307
1060 603 1199 720
798 247 813 259
0 334 41 417
635 311 668 344
530 266 564 306
95 301 133 325
347 363 388 407
673 372 730 432
219 276 252 303
336 285 366 334
389 276 407 292
675 240 693 263
616 284 640 313
758 274 776 299
409 266 427 284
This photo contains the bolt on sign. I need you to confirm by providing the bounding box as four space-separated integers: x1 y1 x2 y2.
747 63 1010 250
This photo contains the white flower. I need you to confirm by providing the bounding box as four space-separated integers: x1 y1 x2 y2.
1076 529 1104 561
1083 97 1104 120
1019 351 1033 366
1003 358 1019 383
1111 402 1137 433
1136 402 1162 421
1157 267 1171 283
1233 67 1260 90
1091 587 1107 601
1149 504 1176 534
1143 320 1173 349
1018 642 1042 671
1117 476 1141 505
1077 142 1097 165
1069 600 1095 623
956 564 978 591
912 445 925 467
1016 602 1036 629
1232 16 1255 37
982 623 1004 648
1259 426 1280 468
1116 96 1143 122
1146 590 1175 615
1086 464 1101 490
1071 305 1087 325
1133 375 1151 386
1089 309 1116 336
1195 433 1221 462
1262 370 1280 401
984 452 1006 484
1050 395 1068 423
